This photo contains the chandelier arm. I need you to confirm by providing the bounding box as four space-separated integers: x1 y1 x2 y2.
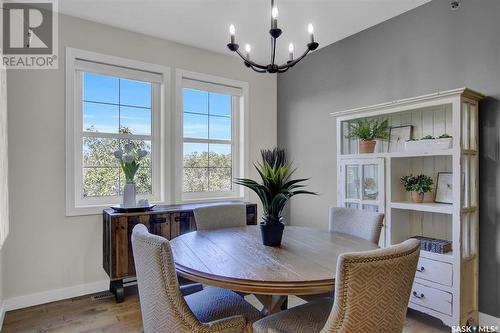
250 65 268 73
277 48 310 69
277 66 290 73
234 49 268 70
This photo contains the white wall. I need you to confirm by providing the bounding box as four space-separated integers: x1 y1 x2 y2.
0 62 8 326
4 13 276 305
0 249 4 327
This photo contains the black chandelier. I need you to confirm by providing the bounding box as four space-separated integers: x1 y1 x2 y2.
226 0 319 74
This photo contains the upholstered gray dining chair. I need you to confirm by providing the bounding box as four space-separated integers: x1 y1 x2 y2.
253 238 420 333
329 207 384 244
300 207 385 302
193 203 247 231
131 224 261 333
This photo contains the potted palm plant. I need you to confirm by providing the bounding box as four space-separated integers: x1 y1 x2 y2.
347 118 389 153
234 148 316 246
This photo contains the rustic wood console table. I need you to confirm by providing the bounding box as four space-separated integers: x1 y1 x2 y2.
103 201 257 302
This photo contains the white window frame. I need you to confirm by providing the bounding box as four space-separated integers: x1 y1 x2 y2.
175 69 249 203
65 48 171 216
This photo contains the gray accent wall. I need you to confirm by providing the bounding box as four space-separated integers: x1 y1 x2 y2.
277 0 500 317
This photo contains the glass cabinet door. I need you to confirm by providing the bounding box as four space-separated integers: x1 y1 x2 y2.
339 158 385 214
362 164 379 201
338 158 385 247
345 165 360 199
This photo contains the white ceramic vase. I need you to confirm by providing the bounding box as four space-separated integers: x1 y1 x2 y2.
123 181 137 208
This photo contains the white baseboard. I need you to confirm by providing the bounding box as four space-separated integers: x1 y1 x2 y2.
4 280 108 312
0 301 5 331
479 312 500 328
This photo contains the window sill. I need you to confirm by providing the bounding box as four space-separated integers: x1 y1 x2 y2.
179 195 246 205
66 200 168 217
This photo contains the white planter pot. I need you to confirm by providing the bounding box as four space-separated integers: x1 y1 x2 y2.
405 138 453 153
123 182 137 208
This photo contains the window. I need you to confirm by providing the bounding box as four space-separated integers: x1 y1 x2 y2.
66 48 170 215
82 73 153 197
177 71 248 202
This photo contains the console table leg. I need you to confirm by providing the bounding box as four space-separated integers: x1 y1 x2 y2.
109 280 125 303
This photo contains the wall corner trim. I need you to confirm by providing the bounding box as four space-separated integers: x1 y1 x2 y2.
4 280 108 312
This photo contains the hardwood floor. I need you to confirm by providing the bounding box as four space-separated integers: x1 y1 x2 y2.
3 286 450 333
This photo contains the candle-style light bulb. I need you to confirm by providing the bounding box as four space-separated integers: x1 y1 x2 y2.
271 7 278 29
229 24 236 44
245 44 251 59
288 43 294 60
307 23 314 43
271 7 279 19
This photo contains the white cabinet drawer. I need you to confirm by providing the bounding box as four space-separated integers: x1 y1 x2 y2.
410 282 452 315
415 257 452 286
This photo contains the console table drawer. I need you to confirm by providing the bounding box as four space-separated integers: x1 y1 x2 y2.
415 257 452 286
410 282 452 316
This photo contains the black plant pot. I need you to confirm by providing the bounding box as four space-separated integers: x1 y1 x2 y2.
259 221 285 246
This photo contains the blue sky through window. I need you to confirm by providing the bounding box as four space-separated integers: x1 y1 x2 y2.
82 72 152 135
209 93 231 117
183 88 232 140
183 88 233 193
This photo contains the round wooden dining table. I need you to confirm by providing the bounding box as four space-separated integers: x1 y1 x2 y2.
170 226 378 315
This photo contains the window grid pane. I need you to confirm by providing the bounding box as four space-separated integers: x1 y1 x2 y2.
82 73 152 136
83 136 152 197
83 166 120 197
183 87 234 194
81 71 153 199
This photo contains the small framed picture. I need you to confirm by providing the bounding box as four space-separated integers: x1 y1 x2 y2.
435 172 453 204
388 125 412 153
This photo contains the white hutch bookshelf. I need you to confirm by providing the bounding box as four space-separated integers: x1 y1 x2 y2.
331 88 483 327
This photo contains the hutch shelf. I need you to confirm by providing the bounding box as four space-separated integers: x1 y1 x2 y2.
331 88 483 327
103 201 257 302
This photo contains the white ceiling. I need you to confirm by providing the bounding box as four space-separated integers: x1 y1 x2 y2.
58 0 431 64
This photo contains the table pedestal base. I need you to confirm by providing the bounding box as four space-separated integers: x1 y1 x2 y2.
255 295 287 316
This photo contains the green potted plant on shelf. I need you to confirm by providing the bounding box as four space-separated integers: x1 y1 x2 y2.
347 118 389 153
400 174 434 203
405 133 453 152
234 148 317 246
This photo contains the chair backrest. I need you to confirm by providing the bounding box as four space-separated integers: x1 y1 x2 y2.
193 203 247 231
329 207 384 244
321 239 420 333
131 224 201 333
